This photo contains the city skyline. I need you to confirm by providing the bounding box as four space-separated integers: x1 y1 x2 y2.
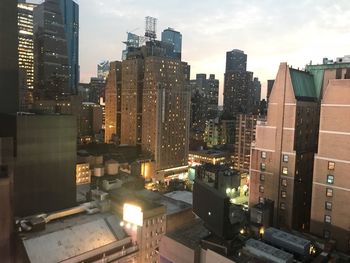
30 0 350 103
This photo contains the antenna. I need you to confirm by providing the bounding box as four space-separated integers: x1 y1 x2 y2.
145 16 157 41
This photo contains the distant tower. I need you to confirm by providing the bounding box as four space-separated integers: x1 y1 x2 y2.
161 27 182 60
145 16 157 41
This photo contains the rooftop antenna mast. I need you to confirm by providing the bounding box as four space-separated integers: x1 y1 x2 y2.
145 16 157 41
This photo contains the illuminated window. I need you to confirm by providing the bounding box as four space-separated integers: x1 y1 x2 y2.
259 197 264 204
325 201 332 211
261 151 267 159
259 185 264 193
260 163 266 171
280 202 286 210
328 161 335 170
326 188 333 197
283 154 289 163
281 191 287 198
260 174 265 181
324 215 331 224
282 167 288 175
281 179 287 187
327 175 334 184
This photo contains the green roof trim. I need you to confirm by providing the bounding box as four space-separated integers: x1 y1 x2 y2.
306 63 350 99
289 68 317 100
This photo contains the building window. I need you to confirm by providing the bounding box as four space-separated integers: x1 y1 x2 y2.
259 185 264 193
281 191 287 198
324 215 331 224
260 163 266 171
324 229 330 239
326 188 333 197
260 174 265 181
280 202 286 210
325 201 332 211
281 179 287 187
283 154 288 163
259 197 264 204
328 161 335 170
261 151 267 159
327 175 334 184
282 167 288 175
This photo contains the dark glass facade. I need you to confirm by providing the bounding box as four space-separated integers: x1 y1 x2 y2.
161 28 182 60
0 114 77 217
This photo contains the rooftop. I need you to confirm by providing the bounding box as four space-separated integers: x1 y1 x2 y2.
166 219 210 249
289 68 317 101
21 212 127 263
110 188 191 215
164 191 193 205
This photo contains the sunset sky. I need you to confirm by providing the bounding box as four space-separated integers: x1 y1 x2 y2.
31 0 350 103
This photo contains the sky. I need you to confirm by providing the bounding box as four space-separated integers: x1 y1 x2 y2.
32 0 350 104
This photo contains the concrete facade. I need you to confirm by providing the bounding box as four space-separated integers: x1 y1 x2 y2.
249 63 319 231
310 79 350 253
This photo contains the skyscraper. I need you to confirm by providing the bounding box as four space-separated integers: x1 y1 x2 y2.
253 77 261 110
225 49 247 72
249 63 320 231
223 49 257 116
105 61 122 143
34 0 70 100
141 57 190 175
161 27 182 60
105 39 190 179
60 0 79 95
0 0 19 114
33 0 79 99
18 1 36 110
190 74 219 140
97 60 110 80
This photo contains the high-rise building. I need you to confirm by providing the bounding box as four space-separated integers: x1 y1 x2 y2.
225 49 247 72
89 77 106 103
190 74 219 140
249 63 320 231
308 61 350 253
34 0 70 100
223 50 258 116
105 39 190 179
0 0 19 258
141 57 190 177
0 114 77 216
161 27 182 60
18 2 36 110
97 60 110 80
79 102 103 140
60 0 79 95
233 114 257 173
104 61 122 143
0 0 19 114
253 77 261 110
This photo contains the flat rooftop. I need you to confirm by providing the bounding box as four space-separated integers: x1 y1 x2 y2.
21 212 127 263
164 191 193 205
166 219 210 249
110 188 192 215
